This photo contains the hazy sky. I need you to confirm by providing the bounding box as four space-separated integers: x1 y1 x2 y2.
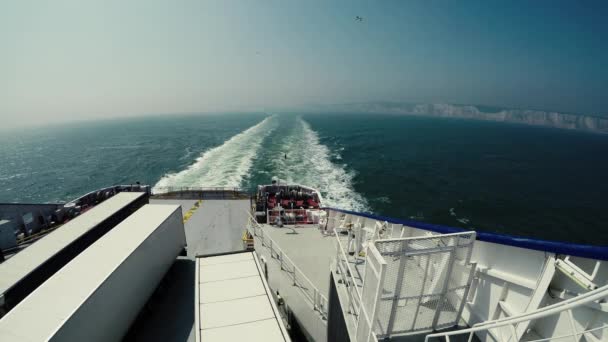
1 0 607 128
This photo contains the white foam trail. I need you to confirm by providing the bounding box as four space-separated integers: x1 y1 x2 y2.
153 116 277 191
273 117 369 211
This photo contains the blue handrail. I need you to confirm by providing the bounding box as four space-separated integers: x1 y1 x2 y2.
324 207 608 261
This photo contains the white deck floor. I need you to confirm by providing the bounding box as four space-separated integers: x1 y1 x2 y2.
150 199 250 257
252 223 336 342
149 199 197 217
260 224 336 295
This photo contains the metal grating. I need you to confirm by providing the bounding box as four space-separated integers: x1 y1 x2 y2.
373 232 476 337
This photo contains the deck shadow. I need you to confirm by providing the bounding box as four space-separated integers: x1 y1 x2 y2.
123 258 196 342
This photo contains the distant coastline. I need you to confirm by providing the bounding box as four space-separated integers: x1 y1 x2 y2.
309 102 608 134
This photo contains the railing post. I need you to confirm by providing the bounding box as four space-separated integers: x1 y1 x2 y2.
314 288 319 311
335 240 341 274
567 309 579 342
270 239 273 258
510 325 518 342
293 267 297 286
279 250 283 270
347 289 352 314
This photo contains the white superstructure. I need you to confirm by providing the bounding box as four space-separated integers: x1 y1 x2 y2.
0 191 146 311
0 184 606 342
0 204 185 341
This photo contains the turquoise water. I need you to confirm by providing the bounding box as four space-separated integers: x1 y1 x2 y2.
0 113 267 202
1 113 607 245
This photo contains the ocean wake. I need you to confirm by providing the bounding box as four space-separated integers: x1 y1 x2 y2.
270 117 369 211
153 115 368 211
153 116 277 191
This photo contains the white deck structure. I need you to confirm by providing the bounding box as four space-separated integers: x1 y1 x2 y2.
0 192 146 310
246 206 608 342
1 184 606 342
0 204 185 342
324 208 608 342
195 251 290 342
126 198 253 342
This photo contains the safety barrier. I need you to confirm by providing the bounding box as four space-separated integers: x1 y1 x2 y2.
332 215 477 341
247 215 329 320
152 187 251 199
334 228 380 342
266 208 322 225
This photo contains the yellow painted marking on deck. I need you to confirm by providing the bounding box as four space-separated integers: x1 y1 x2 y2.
183 200 203 223
242 230 254 250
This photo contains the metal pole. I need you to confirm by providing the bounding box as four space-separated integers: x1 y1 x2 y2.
510 325 518 342
347 286 353 314
455 262 478 328
411 253 432 330
432 244 459 328
566 310 579 342
270 239 273 258
335 240 340 274
386 239 409 336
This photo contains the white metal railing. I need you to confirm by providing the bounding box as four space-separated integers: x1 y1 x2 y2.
247 214 329 320
152 186 248 194
2 184 151 257
424 283 608 342
326 209 608 342
333 215 479 341
62 184 151 208
335 229 363 318
357 242 387 342
266 208 322 225
334 228 380 342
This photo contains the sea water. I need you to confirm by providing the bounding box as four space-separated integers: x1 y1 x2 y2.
1 112 607 244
